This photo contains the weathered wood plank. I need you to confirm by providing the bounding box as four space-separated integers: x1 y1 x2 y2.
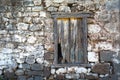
53 18 58 64
82 17 88 63
51 12 93 18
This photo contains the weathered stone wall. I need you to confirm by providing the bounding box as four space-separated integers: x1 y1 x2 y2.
0 0 119 80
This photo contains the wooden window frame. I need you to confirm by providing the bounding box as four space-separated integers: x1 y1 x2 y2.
51 12 93 67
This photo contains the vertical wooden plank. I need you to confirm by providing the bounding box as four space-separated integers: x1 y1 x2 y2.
60 19 65 63
82 17 88 63
64 19 70 63
70 18 75 63
53 18 58 64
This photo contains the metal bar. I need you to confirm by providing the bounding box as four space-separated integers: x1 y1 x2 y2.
53 18 58 64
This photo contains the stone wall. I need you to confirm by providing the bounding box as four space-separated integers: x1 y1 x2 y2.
0 0 120 80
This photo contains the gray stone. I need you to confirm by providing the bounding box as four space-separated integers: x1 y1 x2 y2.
27 36 36 43
26 55 35 64
18 76 26 80
32 6 43 11
65 74 80 79
0 6 6 12
0 30 7 34
100 51 116 62
53 0 64 3
23 17 32 23
92 63 110 74
31 64 43 70
34 76 43 80
17 23 29 30
58 5 71 12
27 77 34 80
23 1 34 6
15 69 24 76
25 70 43 76
29 24 42 31
47 7 58 12
18 64 30 70
113 63 120 73
33 0 42 5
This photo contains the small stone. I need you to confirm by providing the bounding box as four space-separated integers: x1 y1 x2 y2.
16 57 26 64
88 52 99 62
65 74 80 79
32 6 43 11
58 5 71 12
25 46 35 52
28 77 34 80
40 11 47 17
2 48 12 53
13 35 26 43
75 67 88 74
53 0 64 3
36 58 44 64
33 0 42 5
56 68 67 74
18 64 30 69
26 55 35 64
92 63 110 74
0 70 2 75
100 50 116 62
18 76 26 80
31 64 43 70
47 7 58 12
17 23 29 30
29 24 42 31
27 36 36 43
56 74 65 80
88 24 101 33
43 67 51 77
25 70 43 76
23 17 32 23
0 30 7 34
34 76 43 80
23 1 34 6
15 69 24 76
44 53 53 60
51 69 55 74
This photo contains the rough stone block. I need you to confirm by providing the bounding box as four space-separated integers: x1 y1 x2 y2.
25 70 43 76
15 69 24 76
65 74 80 79
100 51 116 62
88 52 99 62
43 67 51 78
31 64 43 70
113 63 120 73
56 74 65 80
44 53 53 60
0 6 6 12
34 76 43 80
23 1 34 6
92 63 110 74
33 0 42 5
18 63 30 69
32 6 43 11
18 76 26 80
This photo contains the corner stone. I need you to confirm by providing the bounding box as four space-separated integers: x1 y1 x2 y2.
92 63 110 74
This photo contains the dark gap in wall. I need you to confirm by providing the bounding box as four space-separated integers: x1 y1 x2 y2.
58 43 63 63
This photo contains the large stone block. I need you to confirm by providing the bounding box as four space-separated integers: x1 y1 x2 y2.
88 52 99 62
25 70 43 76
32 6 43 11
65 74 80 79
92 63 110 74
33 0 42 5
100 51 116 62
34 76 43 80
23 1 34 6
56 74 65 80
31 64 43 70
43 67 51 78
